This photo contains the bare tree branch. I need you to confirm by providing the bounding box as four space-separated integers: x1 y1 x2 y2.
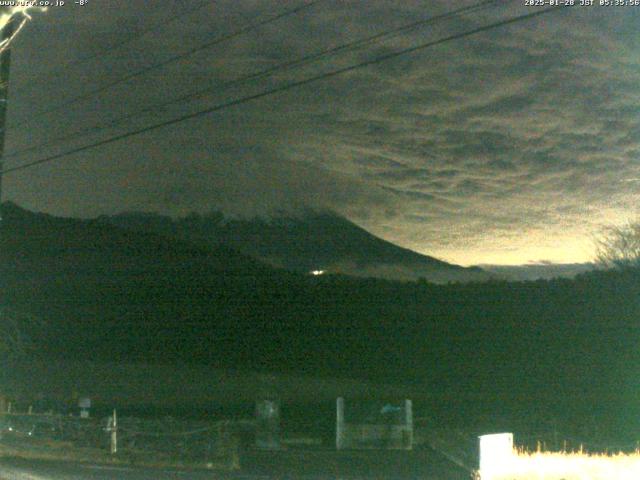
595 220 640 270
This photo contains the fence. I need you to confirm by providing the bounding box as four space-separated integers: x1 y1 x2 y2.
0 411 249 469
336 398 413 450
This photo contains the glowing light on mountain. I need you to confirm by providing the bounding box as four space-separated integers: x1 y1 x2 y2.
310 270 325 276
0 6 46 53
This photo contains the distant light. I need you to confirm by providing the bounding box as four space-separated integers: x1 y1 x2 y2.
310 270 325 276
479 433 514 478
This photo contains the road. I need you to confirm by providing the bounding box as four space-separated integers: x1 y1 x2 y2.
0 457 251 480
0 448 469 479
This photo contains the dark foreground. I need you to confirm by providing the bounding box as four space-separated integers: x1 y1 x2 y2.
243 448 470 479
0 457 219 479
0 448 470 480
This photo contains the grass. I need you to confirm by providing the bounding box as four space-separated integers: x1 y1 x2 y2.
480 447 640 480
0 435 239 471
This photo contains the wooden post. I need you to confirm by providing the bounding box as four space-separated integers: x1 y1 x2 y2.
404 399 413 450
110 409 117 454
336 397 345 450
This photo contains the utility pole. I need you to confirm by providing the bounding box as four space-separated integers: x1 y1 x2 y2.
0 15 15 224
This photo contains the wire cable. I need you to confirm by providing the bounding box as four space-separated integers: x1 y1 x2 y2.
0 5 565 176
4 0 322 134
4 0 503 160
14 0 212 92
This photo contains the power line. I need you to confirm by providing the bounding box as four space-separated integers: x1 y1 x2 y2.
4 0 322 133
4 0 503 160
13 0 213 93
1 5 565 176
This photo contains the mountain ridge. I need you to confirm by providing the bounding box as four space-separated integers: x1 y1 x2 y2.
99 208 491 283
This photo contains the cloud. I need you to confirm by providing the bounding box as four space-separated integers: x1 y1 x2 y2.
4 1 640 265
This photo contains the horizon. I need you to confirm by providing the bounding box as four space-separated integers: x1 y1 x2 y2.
2 2 638 267
3 200 600 269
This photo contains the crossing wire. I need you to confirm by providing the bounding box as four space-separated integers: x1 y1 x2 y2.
4 0 503 160
3 0 322 133
0 5 566 176
14 0 212 92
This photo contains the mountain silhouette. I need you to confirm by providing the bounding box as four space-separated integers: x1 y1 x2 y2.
101 209 491 283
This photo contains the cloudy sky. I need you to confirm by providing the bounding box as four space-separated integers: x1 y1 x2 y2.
2 0 639 265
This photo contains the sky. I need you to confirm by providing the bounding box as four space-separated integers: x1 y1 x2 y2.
2 0 639 266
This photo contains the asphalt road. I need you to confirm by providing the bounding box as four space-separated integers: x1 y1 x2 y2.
0 448 469 479
0 457 254 480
